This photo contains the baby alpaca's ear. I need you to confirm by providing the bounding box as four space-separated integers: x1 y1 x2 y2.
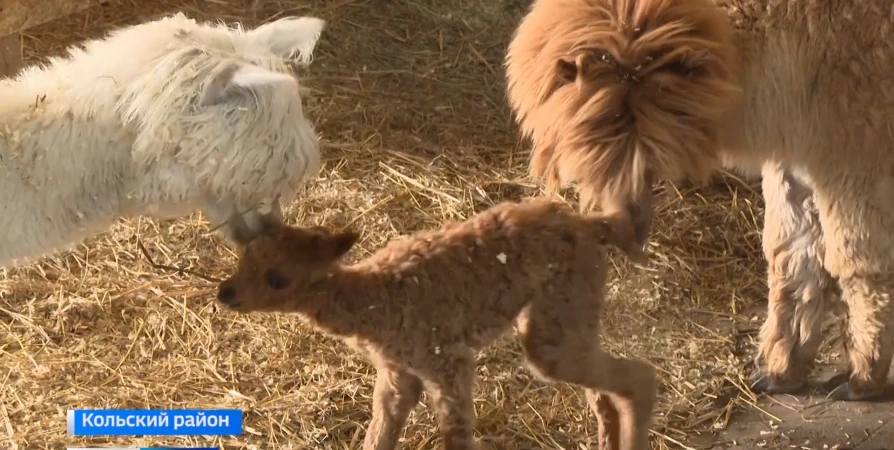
201 64 297 107
327 231 359 261
599 214 648 264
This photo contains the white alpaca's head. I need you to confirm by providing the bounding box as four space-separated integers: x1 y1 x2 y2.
109 13 327 245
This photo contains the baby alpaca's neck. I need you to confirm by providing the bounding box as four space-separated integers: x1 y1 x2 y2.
291 266 390 340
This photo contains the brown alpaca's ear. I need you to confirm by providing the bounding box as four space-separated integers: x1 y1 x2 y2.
557 57 578 84
325 231 359 261
556 53 589 85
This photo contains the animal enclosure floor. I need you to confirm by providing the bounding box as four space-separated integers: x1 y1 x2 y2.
708 371 894 450
693 305 894 450
3 1 890 450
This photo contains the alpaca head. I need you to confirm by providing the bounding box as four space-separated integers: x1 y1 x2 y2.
505 0 741 244
113 14 328 246
217 224 359 312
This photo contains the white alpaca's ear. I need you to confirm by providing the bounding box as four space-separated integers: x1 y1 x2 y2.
201 64 297 106
245 16 326 65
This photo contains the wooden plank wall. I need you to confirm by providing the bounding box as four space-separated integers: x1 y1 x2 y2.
1 0 108 35
0 0 110 77
0 33 21 76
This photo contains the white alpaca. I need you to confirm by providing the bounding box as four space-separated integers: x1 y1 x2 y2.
0 13 326 267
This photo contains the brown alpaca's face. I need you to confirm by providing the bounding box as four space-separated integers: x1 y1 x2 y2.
216 225 359 312
505 0 742 245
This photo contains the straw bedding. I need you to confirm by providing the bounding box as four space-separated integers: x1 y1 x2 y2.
0 0 844 449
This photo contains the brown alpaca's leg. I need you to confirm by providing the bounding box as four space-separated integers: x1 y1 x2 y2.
519 292 656 450
814 173 894 401
752 164 836 394
419 348 478 450
825 274 894 400
363 365 423 450
586 390 620 450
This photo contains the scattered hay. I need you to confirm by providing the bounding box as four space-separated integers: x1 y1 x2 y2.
0 0 846 449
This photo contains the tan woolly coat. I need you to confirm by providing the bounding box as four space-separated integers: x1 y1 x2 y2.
217 198 656 450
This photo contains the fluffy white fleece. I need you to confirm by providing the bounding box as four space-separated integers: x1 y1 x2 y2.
0 13 326 267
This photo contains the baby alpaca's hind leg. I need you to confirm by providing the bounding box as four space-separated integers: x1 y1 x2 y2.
363 363 423 450
586 391 620 450
519 294 656 450
418 348 478 450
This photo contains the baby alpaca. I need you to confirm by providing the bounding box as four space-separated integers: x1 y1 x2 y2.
217 198 657 450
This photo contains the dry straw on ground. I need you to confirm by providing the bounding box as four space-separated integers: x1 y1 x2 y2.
0 1 847 449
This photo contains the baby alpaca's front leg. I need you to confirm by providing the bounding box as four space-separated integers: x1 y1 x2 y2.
364 363 423 450
419 348 478 450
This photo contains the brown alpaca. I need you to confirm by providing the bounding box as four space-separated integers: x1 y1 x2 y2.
216 198 657 450
505 0 894 401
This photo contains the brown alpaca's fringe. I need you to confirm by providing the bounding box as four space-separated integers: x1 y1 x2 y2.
506 0 743 210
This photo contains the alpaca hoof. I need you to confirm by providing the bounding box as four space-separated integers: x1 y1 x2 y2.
825 377 884 401
750 374 804 394
749 365 805 394
749 373 771 393
823 372 849 392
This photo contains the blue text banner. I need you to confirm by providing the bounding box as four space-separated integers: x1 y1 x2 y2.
67 409 242 436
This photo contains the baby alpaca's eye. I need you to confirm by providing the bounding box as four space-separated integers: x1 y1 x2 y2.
265 269 290 290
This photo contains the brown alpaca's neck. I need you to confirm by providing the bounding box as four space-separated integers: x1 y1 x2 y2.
288 266 387 340
715 13 783 173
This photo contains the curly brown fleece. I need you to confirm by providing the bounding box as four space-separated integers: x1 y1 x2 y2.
216 197 657 450
505 0 740 217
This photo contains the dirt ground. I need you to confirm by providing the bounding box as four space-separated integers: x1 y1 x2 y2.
710 385 894 450
3 0 894 449
703 303 894 450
